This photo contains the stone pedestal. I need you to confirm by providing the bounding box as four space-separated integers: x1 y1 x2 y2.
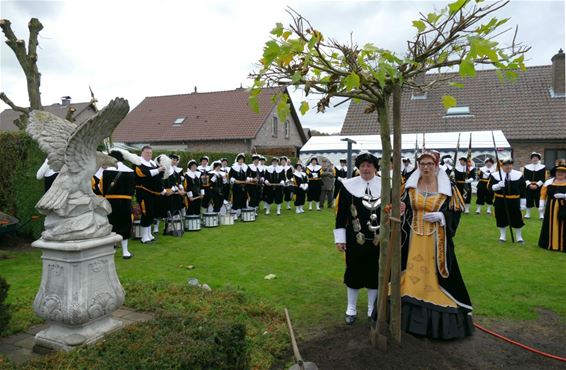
31 233 125 352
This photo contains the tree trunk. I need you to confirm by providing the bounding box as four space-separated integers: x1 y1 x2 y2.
374 93 391 350
389 83 402 343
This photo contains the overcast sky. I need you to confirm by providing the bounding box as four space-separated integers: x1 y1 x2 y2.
1 0 564 133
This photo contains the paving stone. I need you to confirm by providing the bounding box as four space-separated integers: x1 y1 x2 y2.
24 324 48 335
121 312 154 322
14 336 36 350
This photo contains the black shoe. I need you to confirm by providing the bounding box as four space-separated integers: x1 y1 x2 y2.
123 254 133 259
344 314 356 325
141 240 153 244
517 239 525 244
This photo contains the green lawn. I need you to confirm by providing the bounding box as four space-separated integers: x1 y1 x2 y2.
1 204 566 338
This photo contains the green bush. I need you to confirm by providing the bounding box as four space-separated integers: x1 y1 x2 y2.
21 312 248 370
0 277 10 336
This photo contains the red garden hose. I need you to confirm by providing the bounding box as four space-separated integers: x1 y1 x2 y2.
474 322 566 363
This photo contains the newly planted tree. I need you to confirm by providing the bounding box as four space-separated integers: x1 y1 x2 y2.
250 0 529 348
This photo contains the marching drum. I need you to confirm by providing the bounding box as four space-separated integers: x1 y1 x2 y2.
241 208 256 222
203 212 219 228
132 220 142 239
184 215 201 231
219 212 234 225
164 215 184 237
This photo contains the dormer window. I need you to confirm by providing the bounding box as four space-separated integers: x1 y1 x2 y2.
444 106 472 118
172 116 186 126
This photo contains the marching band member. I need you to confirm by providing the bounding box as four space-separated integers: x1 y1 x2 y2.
293 163 308 213
134 146 168 244
229 153 248 219
453 157 476 214
281 156 294 210
475 158 495 215
488 158 527 243
264 157 285 215
440 156 454 177
334 158 348 199
103 149 139 259
220 158 231 204
184 160 204 216
538 159 566 252
523 152 546 219
306 157 322 211
334 152 382 325
36 158 59 193
153 154 173 235
246 154 263 214
401 157 416 184
198 156 212 213
210 161 228 213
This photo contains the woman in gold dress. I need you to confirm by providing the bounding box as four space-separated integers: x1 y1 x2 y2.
538 160 566 252
400 150 474 339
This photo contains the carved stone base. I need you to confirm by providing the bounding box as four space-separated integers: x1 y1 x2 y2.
32 233 125 352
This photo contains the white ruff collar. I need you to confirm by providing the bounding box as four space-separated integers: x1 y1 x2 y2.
249 163 259 171
342 175 381 198
404 168 452 196
105 162 134 173
524 163 545 171
141 158 157 167
232 163 247 172
491 169 523 181
307 164 321 171
186 170 201 179
267 165 283 173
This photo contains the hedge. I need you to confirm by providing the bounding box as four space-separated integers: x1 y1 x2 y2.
0 131 297 240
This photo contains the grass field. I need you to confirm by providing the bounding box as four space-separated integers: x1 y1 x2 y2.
1 203 566 338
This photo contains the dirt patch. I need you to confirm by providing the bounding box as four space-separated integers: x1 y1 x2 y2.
274 309 566 369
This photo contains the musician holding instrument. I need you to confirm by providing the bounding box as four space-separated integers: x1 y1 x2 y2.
264 157 285 215
523 152 546 220
453 156 476 214
246 154 263 215
228 153 248 220
184 159 204 216
210 160 228 213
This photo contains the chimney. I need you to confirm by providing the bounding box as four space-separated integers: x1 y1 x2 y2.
61 96 72 107
551 48 565 97
411 72 427 100
193 86 197 94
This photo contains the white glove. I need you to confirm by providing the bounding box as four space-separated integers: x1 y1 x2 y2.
465 178 474 184
265 180 271 185
230 177 236 184
525 180 531 186
312 173 318 178
200 189 205 196
536 181 543 187
188 191 193 198
554 193 566 199
211 175 217 183
492 180 506 191
423 212 445 226
520 198 526 211
302 184 308 191
280 180 285 186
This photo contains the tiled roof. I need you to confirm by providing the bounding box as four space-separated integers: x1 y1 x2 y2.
0 102 97 131
113 87 306 143
340 65 566 140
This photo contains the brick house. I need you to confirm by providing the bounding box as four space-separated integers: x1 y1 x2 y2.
0 96 98 131
112 87 308 157
340 50 566 168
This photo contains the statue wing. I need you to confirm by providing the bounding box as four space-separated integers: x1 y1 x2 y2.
65 98 129 175
26 111 77 171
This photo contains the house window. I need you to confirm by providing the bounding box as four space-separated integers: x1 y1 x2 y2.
544 148 566 168
443 106 473 118
272 116 278 137
284 120 290 139
172 116 186 126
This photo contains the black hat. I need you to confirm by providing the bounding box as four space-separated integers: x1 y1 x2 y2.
295 163 304 169
220 157 228 163
188 159 197 168
252 154 260 161
200 155 209 162
402 157 411 163
310 157 318 164
458 156 467 161
259 155 266 161
354 151 379 169
212 160 222 169
236 153 245 161
280 156 289 161
484 157 495 164
339 158 347 163
500 157 513 165
271 157 279 162
109 150 124 162
530 152 542 160
169 154 180 161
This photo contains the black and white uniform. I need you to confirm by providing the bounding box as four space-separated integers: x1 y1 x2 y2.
135 158 165 227
161 167 183 217
523 163 546 208
293 170 308 208
488 170 526 230
210 169 228 213
171 166 185 213
476 165 495 206
246 163 263 208
229 163 248 212
36 159 59 193
184 170 204 215
221 165 231 203
102 162 135 240
440 163 453 177
334 175 381 318
334 165 348 199
198 164 212 209
454 163 476 205
401 164 416 184
282 165 294 202
264 165 285 205
306 164 322 201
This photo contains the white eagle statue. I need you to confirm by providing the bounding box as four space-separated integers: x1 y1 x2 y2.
26 98 130 241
